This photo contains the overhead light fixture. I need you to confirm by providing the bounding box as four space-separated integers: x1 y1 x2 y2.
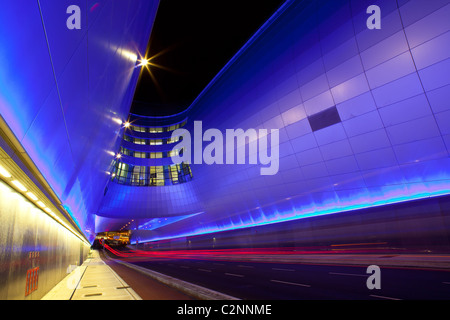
123 121 131 128
36 201 45 208
137 58 149 67
112 117 122 125
121 50 138 63
26 192 38 201
0 165 11 178
11 180 27 192
116 154 122 159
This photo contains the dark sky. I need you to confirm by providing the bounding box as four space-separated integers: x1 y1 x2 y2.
131 0 286 116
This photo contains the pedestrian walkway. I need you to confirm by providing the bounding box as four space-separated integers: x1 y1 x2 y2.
42 250 141 300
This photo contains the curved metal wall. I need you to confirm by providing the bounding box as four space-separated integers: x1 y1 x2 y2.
98 182 202 219
97 110 199 221
0 0 159 240
133 0 450 243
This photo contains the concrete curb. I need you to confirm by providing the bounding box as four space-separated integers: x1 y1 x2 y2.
112 259 240 300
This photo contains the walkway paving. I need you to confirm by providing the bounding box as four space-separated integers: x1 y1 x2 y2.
100 251 195 300
42 250 141 300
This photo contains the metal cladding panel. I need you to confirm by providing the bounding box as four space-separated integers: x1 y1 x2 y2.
133 0 450 241
97 182 202 219
0 0 159 240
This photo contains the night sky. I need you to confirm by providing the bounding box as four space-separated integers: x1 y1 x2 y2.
131 0 286 116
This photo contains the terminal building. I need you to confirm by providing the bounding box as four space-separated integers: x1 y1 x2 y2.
0 0 449 299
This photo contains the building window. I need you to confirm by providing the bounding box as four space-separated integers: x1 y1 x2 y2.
149 127 164 133
115 117 191 186
150 139 163 145
167 136 180 144
124 135 183 145
169 164 179 184
168 149 179 157
134 138 146 145
120 147 182 159
111 161 192 186
131 125 146 133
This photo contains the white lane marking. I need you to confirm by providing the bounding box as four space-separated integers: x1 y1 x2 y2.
225 273 244 277
370 294 402 300
329 272 366 277
198 268 212 272
270 280 310 287
443 282 450 285
272 268 295 272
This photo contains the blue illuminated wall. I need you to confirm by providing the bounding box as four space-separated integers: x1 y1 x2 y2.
132 0 450 244
0 1 159 240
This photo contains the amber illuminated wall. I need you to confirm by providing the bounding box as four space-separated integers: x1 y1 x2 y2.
0 179 90 300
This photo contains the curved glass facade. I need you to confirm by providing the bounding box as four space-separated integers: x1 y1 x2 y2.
129 120 187 133
123 135 181 145
119 146 183 159
109 114 193 187
110 161 192 186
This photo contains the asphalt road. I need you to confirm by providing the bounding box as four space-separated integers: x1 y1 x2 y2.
116 257 450 300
